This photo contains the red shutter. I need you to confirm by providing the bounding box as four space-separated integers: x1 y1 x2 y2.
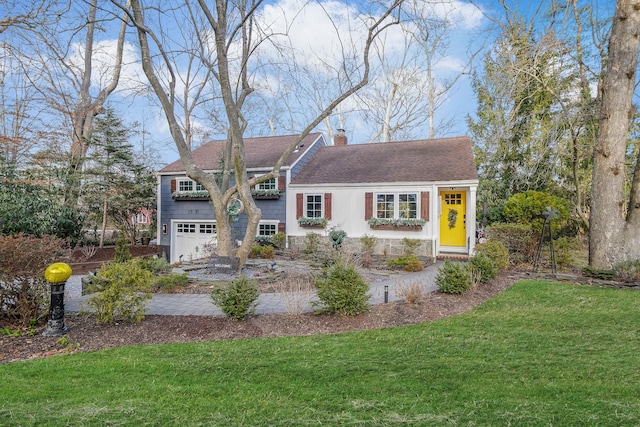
170 179 176 194
324 193 332 220
421 191 430 221
296 193 303 218
278 222 285 233
365 192 373 220
278 176 285 191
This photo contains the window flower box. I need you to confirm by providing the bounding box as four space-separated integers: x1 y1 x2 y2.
251 189 281 200
370 224 423 231
298 217 327 228
172 190 210 201
367 218 425 231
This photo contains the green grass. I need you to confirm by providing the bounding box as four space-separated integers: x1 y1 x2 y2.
2 280 640 426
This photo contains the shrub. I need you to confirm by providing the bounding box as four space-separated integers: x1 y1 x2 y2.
249 244 261 258
387 255 424 272
474 240 509 271
153 273 190 292
113 233 132 263
271 232 286 250
139 256 172 274
401 238 421 257
276 272 315 315
582 265 615 280
0 234 67 327
303 232 321 255
405 256 424 272
554 236 580 268
469 253 497 283
328 229 347 248
313 263 370 315
395 281 424 304
0 182 84 243
249 244 274 259
503 190 571 234
85 258 153 324
486 223 536 265
613 260 640 283
360 234 376 267
210 276 260 320
436 260 472 294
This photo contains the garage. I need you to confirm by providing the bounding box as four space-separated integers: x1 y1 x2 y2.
170 220 217 264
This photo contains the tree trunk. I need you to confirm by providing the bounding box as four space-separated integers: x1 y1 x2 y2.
589 0 640 268
100 196 108 249
65 0 128 206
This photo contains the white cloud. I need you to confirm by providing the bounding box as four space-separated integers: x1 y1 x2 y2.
67 39 146 95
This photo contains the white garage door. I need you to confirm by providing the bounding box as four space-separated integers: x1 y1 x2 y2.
171 221 217 263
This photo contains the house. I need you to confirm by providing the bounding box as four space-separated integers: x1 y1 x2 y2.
156 131 479 263
287 133 479 257
156 133 326 263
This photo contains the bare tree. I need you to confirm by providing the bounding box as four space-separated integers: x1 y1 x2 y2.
124 0 402 267
9 0 130 205
589 0 640 268
355 0 481 143
0 1 64 34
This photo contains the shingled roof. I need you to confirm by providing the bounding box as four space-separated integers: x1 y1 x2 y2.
290 136 478 185
159 133 323 173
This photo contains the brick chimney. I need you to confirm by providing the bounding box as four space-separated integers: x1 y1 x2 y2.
334 128 347 146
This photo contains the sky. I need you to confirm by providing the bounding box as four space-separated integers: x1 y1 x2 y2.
79 0 492 168
4 0 616 169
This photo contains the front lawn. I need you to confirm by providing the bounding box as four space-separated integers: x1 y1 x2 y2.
2 280 639 426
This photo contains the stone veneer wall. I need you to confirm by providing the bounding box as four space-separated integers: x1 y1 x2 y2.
287 235 433 257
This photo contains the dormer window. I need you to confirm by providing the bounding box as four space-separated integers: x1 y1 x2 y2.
171 178 209 200
178 178 206 193
256 178 276 191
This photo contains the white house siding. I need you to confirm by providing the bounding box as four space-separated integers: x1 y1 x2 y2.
287 182 477 257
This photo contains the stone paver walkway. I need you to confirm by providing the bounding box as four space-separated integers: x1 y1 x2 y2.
64 261 442 316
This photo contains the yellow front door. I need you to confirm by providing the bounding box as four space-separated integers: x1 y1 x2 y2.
440 191 466 247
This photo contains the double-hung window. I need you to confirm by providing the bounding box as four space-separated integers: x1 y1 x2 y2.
258 222 278 236
256 178 276 191
376 193 418 219
178 178 206 193
305 194 323 218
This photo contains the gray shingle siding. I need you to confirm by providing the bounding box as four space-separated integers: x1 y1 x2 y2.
290 135 326 179
158 173 287 247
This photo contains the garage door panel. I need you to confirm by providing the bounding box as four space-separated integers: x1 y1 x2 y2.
172 221 217 263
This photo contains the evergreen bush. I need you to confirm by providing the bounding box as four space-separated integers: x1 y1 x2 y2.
387 255 424 272
503 190 571 234
85 258 153 324
469 253 497 283
313 263 370 315
210 276 259 320
113 233 132 263
153 273 190 292
554 236 580 268
303 232 321 255
435 260 472 294
486 223 536 265
474 240 510 271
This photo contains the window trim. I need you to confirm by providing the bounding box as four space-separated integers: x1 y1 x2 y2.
304 194 323 219
374 192 419 220
257 221 279 236
177 178 206 193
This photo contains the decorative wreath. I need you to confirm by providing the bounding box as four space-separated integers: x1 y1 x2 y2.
227 197 244 222
448 208 458 229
